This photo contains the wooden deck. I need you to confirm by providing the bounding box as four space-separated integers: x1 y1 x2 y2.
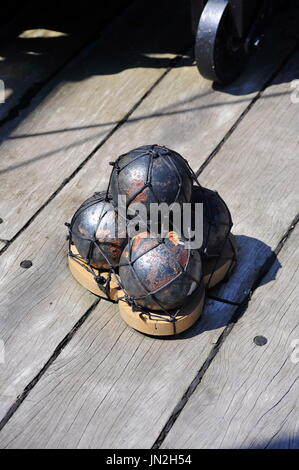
0 0 298 449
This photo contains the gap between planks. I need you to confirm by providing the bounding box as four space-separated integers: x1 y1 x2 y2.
196 41 299 177
0 1 133 125
0 213 297 444
152 212 299 449
0 0 194 245
0 52 186 257
0 13 297 255
0 6 298 444
0 299 100 433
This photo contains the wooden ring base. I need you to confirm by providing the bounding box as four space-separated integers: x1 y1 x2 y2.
203 233 237 289
118 281 205 336
68 245 120 301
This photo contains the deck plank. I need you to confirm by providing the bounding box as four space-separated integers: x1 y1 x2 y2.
0 0 193 420
0 2 132 251
0 8 298 447
0 46 298 447
0 0 192 242
0 299 236 449
195 49 299 303
161 224 299 449
0 1 131 122
0 9 295 244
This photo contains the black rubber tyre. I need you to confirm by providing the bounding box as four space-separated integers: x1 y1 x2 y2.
195 0 247 84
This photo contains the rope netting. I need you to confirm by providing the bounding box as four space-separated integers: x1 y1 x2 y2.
117 235 203 323
66 145 236 321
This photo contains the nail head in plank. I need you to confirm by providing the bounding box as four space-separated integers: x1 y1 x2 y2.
161 225 299 449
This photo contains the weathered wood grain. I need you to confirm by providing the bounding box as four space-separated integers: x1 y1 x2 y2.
0 13 297 430
0 0 192 242
196 49 299 303
162 224 299 449
0 0 191 422
0 15 293 248
83 9 297 175
0 8 295 245
0 127 235 426
0 1 131 122
0 299 236 449
0 7 298 447
55 37 299 306
0 14 293 247
0 18 293 250
0 48 298 447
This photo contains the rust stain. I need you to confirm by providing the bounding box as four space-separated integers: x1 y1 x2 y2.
96 228 110 237
127 179 144 198
178 249 188 267
108 245 122 261
98 237 123 247
147 273 174 291
167 243 188 269
132 232 148 251
78 225 91 237
168 231 179 245
133 190 148 203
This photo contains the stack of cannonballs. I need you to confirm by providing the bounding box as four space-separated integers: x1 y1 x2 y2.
67 145 236 336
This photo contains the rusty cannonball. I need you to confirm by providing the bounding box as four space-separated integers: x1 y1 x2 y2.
119 231 202 312
110 145 194 214
70 192 127 269
191 186 232 256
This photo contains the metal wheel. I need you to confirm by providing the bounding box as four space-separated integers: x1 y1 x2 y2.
195 0 247 84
